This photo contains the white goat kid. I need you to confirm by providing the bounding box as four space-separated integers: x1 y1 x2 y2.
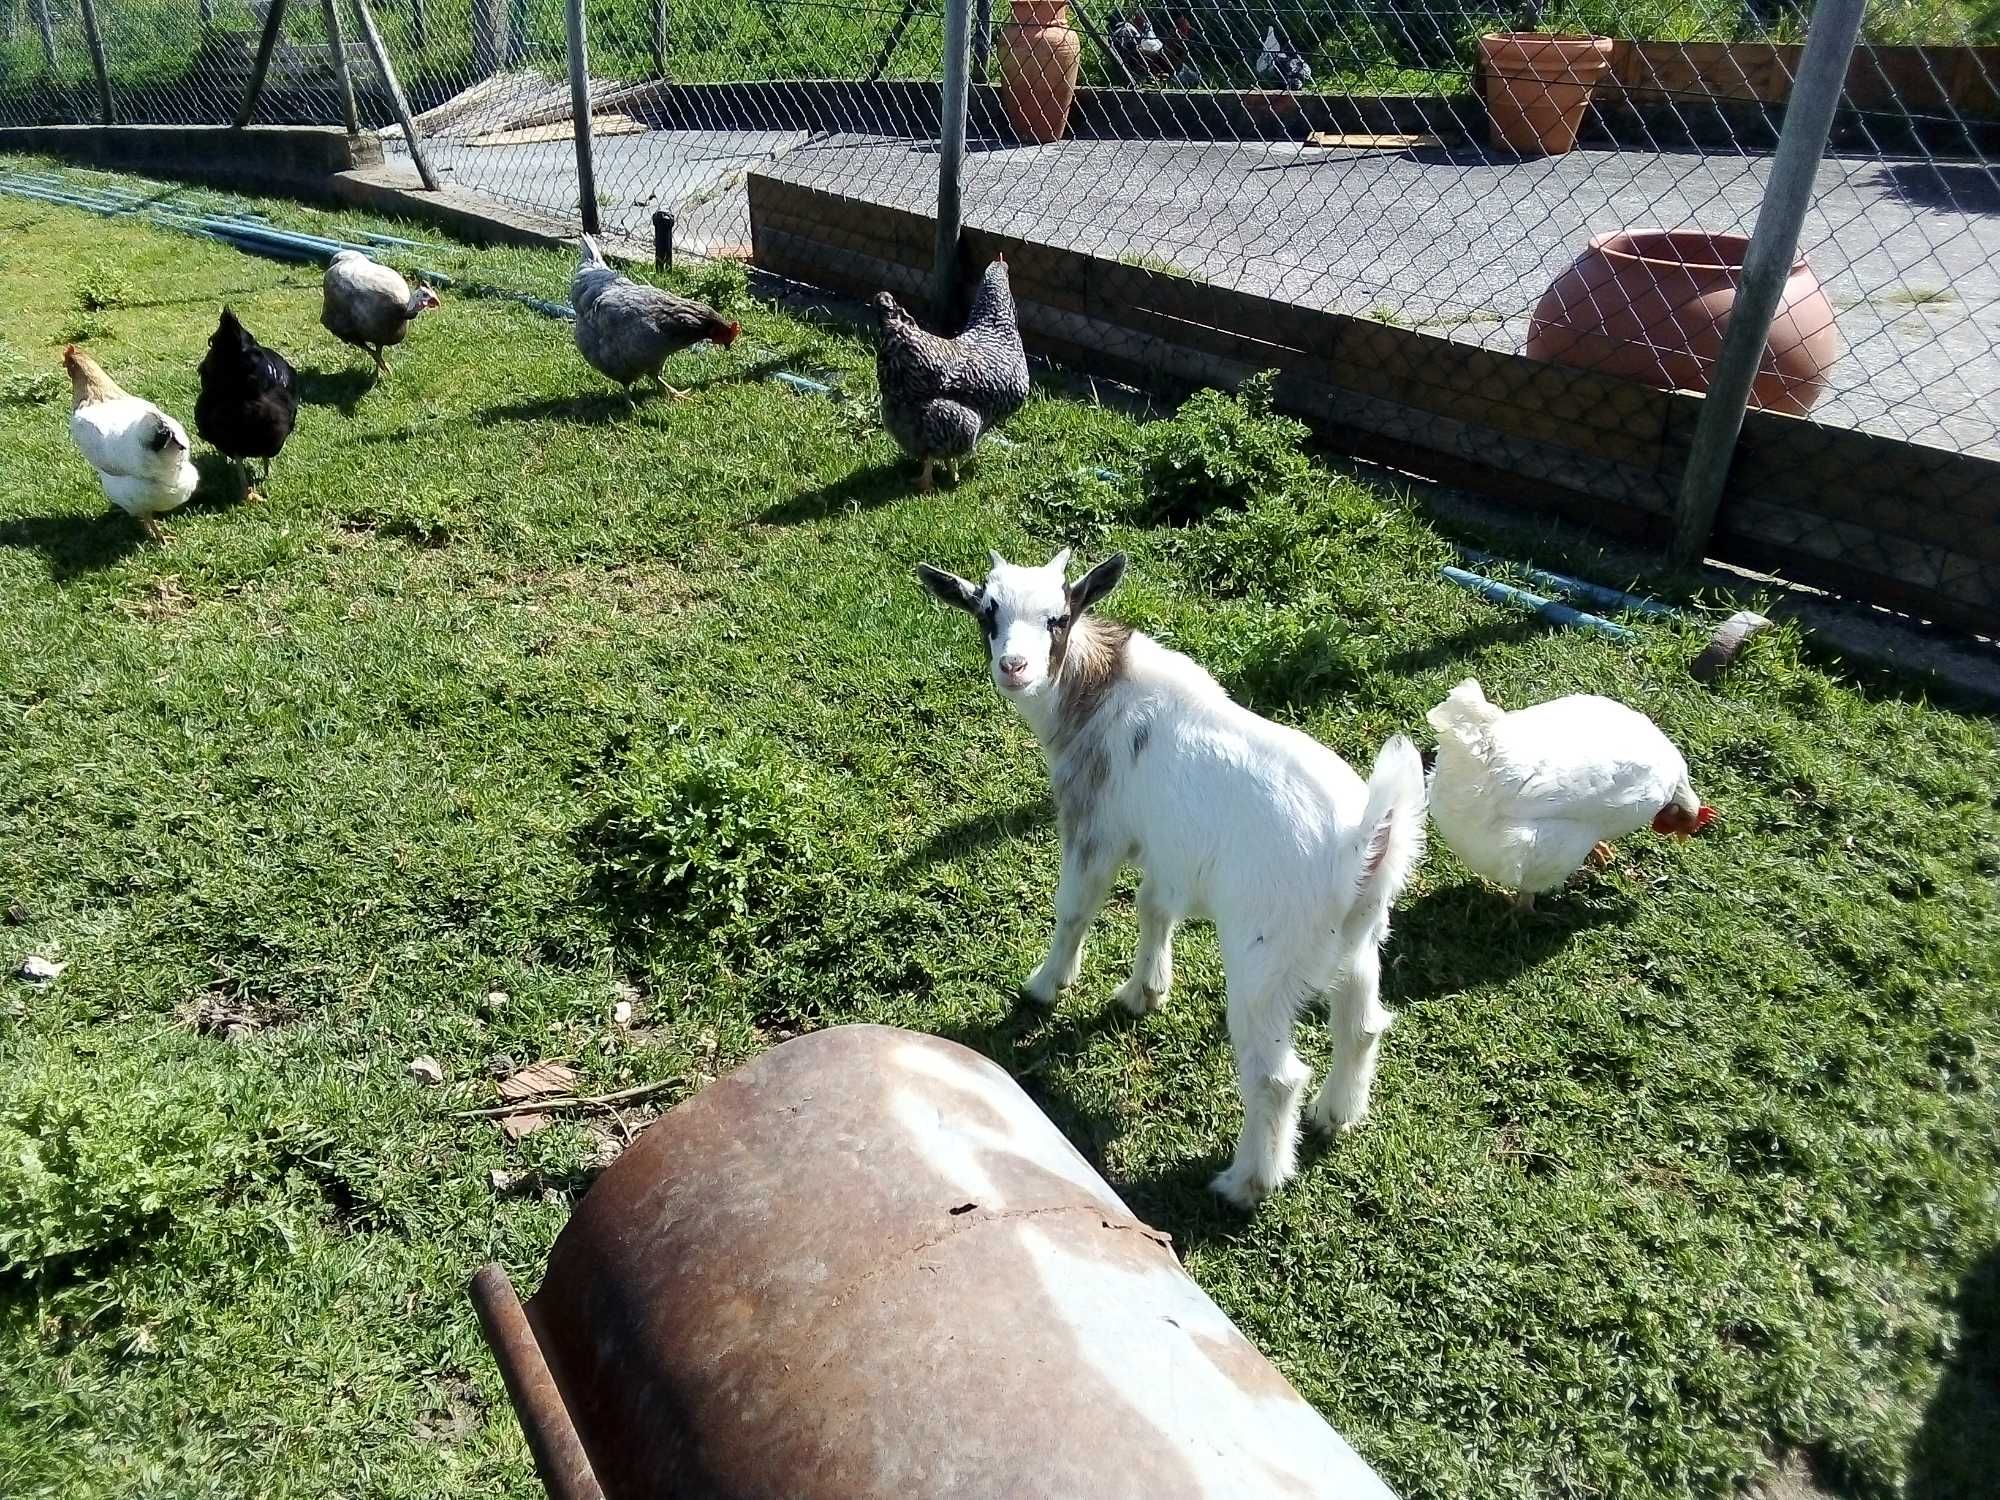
917 548 1427 1208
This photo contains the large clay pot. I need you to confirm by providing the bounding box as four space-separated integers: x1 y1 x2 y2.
1527 230 1841 415
1479 33 1614 155
998 0 1082 144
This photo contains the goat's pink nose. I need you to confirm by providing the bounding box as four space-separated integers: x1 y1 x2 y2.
998 654 1028 679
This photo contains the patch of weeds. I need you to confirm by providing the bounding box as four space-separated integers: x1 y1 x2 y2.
0 1066 262 1285
1883 285 1956 307
59 312 111 344
1117 251 1202 281
1367 303 1411 328
1136 371 1309 522
665 256 750 317
581 737 807 957
74 267 135 313
0 367 65 406
1021 465 1136 542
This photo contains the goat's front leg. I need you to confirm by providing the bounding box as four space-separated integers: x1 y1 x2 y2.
1021 844 1117 1007
1112 879 1176 1016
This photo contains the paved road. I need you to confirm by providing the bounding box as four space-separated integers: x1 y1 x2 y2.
387 129 2000 455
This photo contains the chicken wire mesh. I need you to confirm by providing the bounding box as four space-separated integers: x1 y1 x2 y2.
2 0 1996 621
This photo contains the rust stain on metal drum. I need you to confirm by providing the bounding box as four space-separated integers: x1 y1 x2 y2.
482 1024 1396 1499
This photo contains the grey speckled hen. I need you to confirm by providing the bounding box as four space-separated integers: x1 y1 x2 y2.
320 251 440 381
871 258 1030 491
571 235 741 403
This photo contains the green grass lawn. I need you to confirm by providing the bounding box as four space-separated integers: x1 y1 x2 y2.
2 164 1997 1500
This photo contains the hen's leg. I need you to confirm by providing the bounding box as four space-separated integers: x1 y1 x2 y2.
370 346 389 381
1511 889 1537 913
138 515 165 544
917 458 936 493
1588 841 1616 868
241 459 263 505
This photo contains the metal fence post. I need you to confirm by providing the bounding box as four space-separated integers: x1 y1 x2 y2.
1669 0 1866 568
934 0 972 320
352 0 441 190
31 0 55 70
650 0 667 78
77 0 113 124
322 0 361 134
971 0 992 82
566 0 600 235
412 0 428 54
200 0 214 27
472 0 503 77
234 0 293 128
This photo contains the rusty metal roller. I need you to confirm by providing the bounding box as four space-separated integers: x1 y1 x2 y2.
473 1024 1397 1499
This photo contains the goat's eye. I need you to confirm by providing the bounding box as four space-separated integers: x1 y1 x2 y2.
1047 616 1067 634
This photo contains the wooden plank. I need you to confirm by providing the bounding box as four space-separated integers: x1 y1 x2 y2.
1950 48 2000 117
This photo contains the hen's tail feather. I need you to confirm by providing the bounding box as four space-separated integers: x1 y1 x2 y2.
1343 734 1427 942
1425 677 1502 757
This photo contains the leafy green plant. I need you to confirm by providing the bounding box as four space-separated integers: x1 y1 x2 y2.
666 257 751 318
0 1070 257 1284
0 367 64 406
74 267 134 313
1136 371 1310 522
582 738 805 954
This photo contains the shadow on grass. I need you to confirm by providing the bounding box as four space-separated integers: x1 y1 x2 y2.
0 508 145 576
757 460 910 525
477 356 793 430
891 800 1050 876
297 366 377 417
1907 1244 2000 1499
1394 879 1630 1004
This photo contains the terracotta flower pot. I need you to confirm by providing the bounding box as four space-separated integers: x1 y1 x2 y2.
998 0 1081 144
1526 230 1841 415
1480 32 1614 156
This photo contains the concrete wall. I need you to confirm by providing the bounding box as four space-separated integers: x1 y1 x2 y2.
0 125 380 198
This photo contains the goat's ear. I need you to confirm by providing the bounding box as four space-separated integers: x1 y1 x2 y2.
1066 552 1128 615
916 563 982 613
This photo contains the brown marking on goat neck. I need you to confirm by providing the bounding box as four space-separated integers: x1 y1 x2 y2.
1050 616 1133 756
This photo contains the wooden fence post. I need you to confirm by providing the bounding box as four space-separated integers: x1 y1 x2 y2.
322 0 361 134
234 0 293 128
353 0 441 189
77 0 114 124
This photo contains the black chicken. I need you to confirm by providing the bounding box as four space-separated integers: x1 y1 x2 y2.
195 307 298 503
871 258 1030 492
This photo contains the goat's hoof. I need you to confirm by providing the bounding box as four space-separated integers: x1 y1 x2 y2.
1306 1091 1366 1136
1112 978 1166 1016
1209 1161 1280 1211
1018 971 1063 1008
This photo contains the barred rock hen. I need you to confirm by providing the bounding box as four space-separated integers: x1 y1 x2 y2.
195 307 297 503
64 345 199 544
571 235 740 403
871 257 1030 491
321 250 439 380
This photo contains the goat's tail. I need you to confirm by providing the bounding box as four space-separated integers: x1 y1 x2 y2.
1342 734 1427 942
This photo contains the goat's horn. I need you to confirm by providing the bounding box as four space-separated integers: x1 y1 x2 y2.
988 549 1005 572
1049 546 1072 574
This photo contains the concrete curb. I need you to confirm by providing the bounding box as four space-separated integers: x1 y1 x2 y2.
0 124 379 195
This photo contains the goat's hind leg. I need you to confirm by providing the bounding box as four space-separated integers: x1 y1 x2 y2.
1307 943 1392 1135
1211 954 1313 1210
1021 844 1117 1007
1112 879 1176 1016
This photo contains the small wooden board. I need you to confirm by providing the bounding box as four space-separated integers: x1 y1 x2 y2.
469 115 646 148
1303 131 1441 150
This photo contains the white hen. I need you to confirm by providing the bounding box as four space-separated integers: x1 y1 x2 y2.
65 345 199 543
1426 678 1713 909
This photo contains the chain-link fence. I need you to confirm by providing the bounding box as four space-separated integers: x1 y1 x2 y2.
3 0 1997 624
